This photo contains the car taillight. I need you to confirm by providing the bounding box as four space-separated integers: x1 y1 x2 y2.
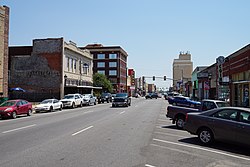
185 113 188 122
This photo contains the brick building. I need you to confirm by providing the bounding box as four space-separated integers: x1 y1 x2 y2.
0 6 9 99
222 44 250 107
82 44 128 93
9 38 93 101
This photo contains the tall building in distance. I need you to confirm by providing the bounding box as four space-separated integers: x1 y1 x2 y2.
173 52 193 91
0 6 9 98
83 44 128 93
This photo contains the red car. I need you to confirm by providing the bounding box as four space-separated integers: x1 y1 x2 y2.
0 99 33 119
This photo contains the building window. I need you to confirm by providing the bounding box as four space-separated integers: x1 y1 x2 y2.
97 54 105 59
109 53 117 59
73 59 77 73
109 70 117 76
97 70 105 75
97 62 105 68
109 62 117 67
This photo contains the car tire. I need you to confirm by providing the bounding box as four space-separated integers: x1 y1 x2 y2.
112 104 115 107
71 102 75 109
49 106 53 112
27 109 32 116
176 116 185 129
59 105 62 111
198 128 214 145
12 111 17 119
94 101 96 105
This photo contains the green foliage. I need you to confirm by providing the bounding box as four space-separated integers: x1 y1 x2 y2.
93 73 113 94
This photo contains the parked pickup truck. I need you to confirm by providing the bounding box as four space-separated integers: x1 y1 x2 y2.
166 99 230 129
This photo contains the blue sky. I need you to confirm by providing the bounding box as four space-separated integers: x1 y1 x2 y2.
1 0 250 88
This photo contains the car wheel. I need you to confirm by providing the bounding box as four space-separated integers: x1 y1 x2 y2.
198 128 214 145
72 102 75 109
49 106 53 112
12 111 17 119
94 101 96 105
59 105 62 111
80 102 83 107
27 109 32 116
112 104 115 107
176 116 185 129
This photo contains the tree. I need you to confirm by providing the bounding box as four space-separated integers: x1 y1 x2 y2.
93 73 113 95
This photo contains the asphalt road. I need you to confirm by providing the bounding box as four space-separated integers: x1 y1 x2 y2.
0 98 249 167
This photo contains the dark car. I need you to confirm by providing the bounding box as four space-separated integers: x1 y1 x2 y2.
168 96 201 108
145 93 158 99
98 93 112 103
184 107 250 146
112 93 131 107
0 99 33 119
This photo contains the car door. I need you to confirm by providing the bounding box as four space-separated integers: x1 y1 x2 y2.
53 99 59 109
235 111 250 146
16 101 23 114
210 109 238 142
75 95 81 106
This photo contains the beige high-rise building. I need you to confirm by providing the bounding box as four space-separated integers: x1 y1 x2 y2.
173 52 193 90
0 6 9 98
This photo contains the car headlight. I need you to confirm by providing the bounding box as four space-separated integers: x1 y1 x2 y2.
4 108 13 112
124 99 128 102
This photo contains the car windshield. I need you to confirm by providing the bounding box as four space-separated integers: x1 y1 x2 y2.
216 102 230 107
0 101 16 107
63 95 74 99
116 93 127 97
101 93 109 97
41 99 53 104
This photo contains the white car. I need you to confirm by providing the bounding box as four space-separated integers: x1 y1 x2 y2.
60 94 83 108
35 99 63 113
82 94 97 105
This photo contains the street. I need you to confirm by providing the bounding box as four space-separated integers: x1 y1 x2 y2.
0 98 249 167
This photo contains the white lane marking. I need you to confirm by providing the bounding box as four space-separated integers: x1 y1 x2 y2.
153 138 250 161
157 119 168 122
120 111 126 114
72 126 93 136
154 131 188 138
2 124 36 134
151 143 192 154
145 164 156 167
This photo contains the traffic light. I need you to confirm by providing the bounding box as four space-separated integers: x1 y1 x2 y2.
153 76 155 81
164 76 166 81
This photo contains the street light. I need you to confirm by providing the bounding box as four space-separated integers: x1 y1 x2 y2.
64 74 67 86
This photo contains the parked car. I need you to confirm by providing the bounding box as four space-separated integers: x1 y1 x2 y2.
145 93 158 99
35 99 63 113
82 94 97 105
98 93 112 103
167 99 230 129
168 96 201 108
184 107 250 146
112 93 131 107
60 94 83 108
0 99 32 119
165 92 179 100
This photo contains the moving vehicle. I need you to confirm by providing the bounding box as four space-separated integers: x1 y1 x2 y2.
168 96 201 108
82 94 97 105
184 107 250 146
112 93 131 107
0 99 32 119
60 94 83 108
35 99 63 113
98 93 112 103
166 99 230 129
145 93 158 99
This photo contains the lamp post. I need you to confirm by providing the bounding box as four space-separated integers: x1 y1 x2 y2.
64 74 67 87
208 73 212 99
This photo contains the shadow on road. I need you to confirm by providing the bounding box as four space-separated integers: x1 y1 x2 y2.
179 137 250 157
